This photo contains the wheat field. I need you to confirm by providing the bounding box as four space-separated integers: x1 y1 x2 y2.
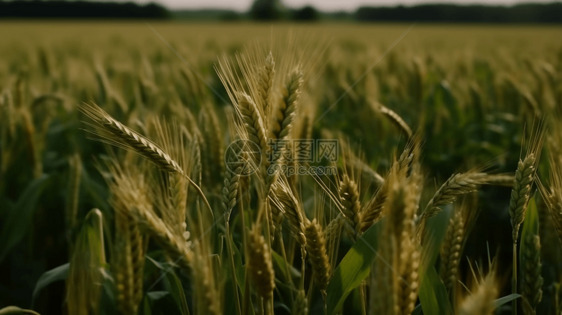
1 22 562 315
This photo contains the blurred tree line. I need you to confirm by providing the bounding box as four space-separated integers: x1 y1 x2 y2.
0 0 169 18
0 0 561 23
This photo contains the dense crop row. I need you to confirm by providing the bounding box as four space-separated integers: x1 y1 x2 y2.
1 23 562 315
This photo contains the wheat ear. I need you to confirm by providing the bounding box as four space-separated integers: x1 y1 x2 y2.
221 152 241 214
131 204 192 272
360 182 388 233
374 102 412 139
339 174 362 239
270 179 307 246
192 254 221 315
108 168 192 272
305 219 331 294
416 172 490 239
236 93 268 153
324 215 343 249
510 154 537 241
392 180 421 315
458 273 498 315
257 52 275 117
509 124 544 315
79 102 212 215
521 234 543 315
546 194 562 245
270 66 303 141
439 209 464 294
248 225 275 300
266 67 304 191
169 173 188 232
113 212 145 315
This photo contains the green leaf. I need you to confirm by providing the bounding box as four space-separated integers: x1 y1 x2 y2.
271 250 301 284
229 236 245 293
32 263 69 307
418 209 454 315
163 270 189 315
0 306 40 315
423 208 451 265
493 293 521 308
0 175 50 263
419 265 453 315
326 223 379 315
145 254 189 315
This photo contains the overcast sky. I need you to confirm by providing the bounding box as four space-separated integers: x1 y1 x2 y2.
135 0 558 11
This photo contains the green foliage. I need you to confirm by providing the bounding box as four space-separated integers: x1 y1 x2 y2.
327 223 378 314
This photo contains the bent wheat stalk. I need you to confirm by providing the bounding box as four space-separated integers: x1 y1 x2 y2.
372 101 412 139
79 102 212 215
